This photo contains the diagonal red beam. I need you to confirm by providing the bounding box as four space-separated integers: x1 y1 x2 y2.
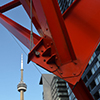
0 0 21 13
0 13 41 49
19 0 43 37
61 0 100 83
20 0 76 65
40 0 76 63
27 0 100 85
69 79 94 100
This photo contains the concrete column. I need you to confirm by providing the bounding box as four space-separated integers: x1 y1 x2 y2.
20 90 24 100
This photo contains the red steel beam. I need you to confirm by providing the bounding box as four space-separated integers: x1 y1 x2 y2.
69 79 94 100
1 0 99 85
0 0 21 13
19 0 76 62
0 0 99 100
21 0 78 84
27 0 100 85
19 0 43 37
61 0 100 83
0 13 41 49
40 0 76 63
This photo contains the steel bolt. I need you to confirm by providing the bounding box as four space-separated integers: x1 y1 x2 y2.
50 66 53 68
46 28 48 31
34 51 40 57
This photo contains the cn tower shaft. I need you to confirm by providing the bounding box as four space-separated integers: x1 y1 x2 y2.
20 90 24 100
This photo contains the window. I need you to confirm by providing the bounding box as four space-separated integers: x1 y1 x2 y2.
96 61 100 68
97 54 100 61
97 74 100 82
90 80 96 89
65 1 67 7
91 64 99 75
94 64 97 71
83 77 87 83
94 73 100 86
87 70 92 79
95 77 99 85
91 67 95 75
87 86 90 92
93 52 96 58
89 52 96 65
93 91 100 100
89 56 94 65
98 89 100 95
64 0 66 3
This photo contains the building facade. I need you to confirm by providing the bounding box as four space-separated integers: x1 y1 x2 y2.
40 74 69 100
57 0 74 14
82 44 100 100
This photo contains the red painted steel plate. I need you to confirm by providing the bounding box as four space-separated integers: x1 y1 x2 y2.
0 13 41 49
1 0 100 85
60 0 100 84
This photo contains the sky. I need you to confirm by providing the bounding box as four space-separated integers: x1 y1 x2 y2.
0 0 50 100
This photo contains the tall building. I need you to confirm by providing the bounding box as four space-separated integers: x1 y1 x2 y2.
17 54 27 100
57 0 74 14
39 74 69 100
82 44 100 100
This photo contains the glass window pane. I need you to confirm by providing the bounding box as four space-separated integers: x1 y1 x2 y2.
97 54 100 61
89 60 92 65
97 74 100 82
94 64 97 71
91 67 95 74
93 52 96 58
91 56 94 61
98 89 100 95
89 56 94 65
96 61 100 68
95 78 99 85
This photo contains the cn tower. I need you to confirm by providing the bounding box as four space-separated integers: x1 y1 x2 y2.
17 54 27 100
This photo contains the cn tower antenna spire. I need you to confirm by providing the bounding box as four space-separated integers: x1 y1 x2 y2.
17 54 27 100
21 54 23 81
21 54 23 70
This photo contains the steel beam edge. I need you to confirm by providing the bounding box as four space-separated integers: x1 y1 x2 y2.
69 79 94 100
0 13 41 49
0 0 21 13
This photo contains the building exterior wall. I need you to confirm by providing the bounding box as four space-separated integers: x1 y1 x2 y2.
50 76 69 100
40 74 69 100
82 44 100 100
57 0 74 14
41 74 54 100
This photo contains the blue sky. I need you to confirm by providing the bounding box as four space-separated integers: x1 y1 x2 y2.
0 0 50 100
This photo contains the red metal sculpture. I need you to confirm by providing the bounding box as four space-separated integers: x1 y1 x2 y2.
0 0 100 99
